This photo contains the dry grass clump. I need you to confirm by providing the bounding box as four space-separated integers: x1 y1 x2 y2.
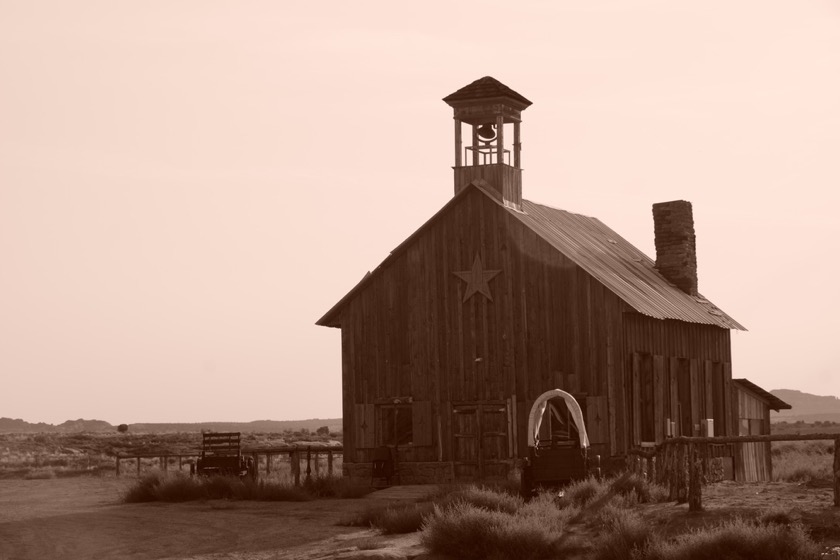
340 502 437 534
340 485 524 535
303 474 372 499
520 491 580 532
609 473 669 504
590 507 820 560
557 476 607 508
772 441 832 483
421 502 563 560
439 485 524 513
592 507 654 560
123 473 365 503
642 517 820 560
757 507 799 527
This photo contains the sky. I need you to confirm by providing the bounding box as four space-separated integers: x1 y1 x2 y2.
1 1 839 424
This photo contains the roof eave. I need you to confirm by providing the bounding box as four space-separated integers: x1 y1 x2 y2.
733 378 793 411
315 184 483 329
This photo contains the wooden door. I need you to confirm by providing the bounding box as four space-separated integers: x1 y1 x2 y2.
452 402 510 481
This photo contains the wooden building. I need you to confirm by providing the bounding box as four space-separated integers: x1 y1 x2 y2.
317 77 786 484
732 378 791 481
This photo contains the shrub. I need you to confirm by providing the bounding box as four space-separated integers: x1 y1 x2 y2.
421 503 563 560
758 508 798 527
117 424 129 433
124 473 164 503
558 476 606 508
520 491 579 532
610 473 668 504
772 441 833 483
376 503 437 534
23 468 57 480
122 473 317 503
592 507 654 560
642 518 820 560
303 474 371 499
442 486 524 514
247 480 311 501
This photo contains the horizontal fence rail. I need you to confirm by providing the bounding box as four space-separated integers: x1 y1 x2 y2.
114 446 343 485
626 434 840 511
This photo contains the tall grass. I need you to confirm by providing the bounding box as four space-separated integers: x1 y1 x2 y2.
642 518 820 560
557 476 605 508
123 473 366 503
592 507 654 560
421 502 564 560
609 473 669 504
772 441 833 482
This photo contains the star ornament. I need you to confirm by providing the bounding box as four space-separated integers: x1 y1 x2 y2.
453 255 502 303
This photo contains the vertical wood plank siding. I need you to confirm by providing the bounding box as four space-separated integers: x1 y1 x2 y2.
733 385 773 482
623 313 733 448
340 189 625 464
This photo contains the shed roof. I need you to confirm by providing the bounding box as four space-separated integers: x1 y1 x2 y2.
443 76 532 108
733 379 792 411
317 184 744 330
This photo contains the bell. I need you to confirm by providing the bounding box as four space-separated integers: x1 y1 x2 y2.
477 123 497 141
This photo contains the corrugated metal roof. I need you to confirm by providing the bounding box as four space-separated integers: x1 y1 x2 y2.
733 379 792 411
318 184 744 331
509 198 745 330
443 76 532 107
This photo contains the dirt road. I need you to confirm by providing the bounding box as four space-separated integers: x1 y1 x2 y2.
0 477 375 560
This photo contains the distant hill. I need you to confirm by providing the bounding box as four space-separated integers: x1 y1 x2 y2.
0 418 115 433
771 389 840 423
0 417 342 434
129 419 342 434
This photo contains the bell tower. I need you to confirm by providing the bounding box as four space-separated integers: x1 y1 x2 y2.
443 76 532 210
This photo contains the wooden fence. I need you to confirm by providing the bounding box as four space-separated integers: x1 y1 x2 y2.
114 446 343 485
626 434 840 511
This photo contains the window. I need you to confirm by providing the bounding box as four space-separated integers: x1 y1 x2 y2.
378 404 413 446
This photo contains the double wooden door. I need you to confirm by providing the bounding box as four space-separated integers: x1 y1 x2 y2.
452 402 510 481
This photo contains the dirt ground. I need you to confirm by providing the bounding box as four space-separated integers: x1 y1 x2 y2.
3 477 840 560
0 477 400 560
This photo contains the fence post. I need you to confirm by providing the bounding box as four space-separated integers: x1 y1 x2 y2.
291 451 300 486
675 443 687 503
688 443 702 511
306 447 312 483
834 437 840 507
327 450 334 476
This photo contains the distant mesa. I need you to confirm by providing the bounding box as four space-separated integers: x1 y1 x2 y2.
771 389 840 423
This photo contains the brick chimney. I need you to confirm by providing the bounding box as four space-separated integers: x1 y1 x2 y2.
652 200 698 296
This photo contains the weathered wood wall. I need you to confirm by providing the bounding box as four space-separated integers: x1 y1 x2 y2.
623 314 733 447
733 385 772 482
339 188 625 469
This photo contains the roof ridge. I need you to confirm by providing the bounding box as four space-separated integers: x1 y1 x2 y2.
443 76 532 107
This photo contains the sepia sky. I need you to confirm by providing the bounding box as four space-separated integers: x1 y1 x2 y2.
1 1 839 424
